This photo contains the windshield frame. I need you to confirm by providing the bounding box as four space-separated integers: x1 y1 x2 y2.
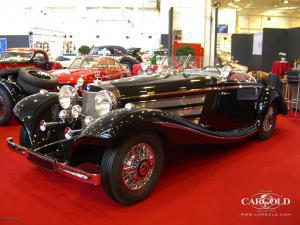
0 51 34 62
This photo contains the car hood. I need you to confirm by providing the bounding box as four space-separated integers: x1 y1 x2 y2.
86 71 220 104
50 69 97 84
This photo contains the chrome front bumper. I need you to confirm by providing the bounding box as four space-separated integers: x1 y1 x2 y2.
6 137 101 186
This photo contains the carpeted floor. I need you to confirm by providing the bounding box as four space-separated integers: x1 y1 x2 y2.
0 115 299 225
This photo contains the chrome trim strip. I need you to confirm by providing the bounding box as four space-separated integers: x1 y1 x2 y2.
166 106 203 117
123 85 260 100
7 137 100 186
6 137 28 155
133 95 205 109
154 122 258 140
56 162 100 185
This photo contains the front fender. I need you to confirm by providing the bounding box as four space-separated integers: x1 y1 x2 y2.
269 90 287 114
72 108 172 149
0 79 24 105
71 106 260 159
14 92 59 135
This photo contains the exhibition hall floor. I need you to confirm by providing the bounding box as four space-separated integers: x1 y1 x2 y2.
0 115 299 225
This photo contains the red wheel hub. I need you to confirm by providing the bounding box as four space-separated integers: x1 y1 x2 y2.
138 161 150 177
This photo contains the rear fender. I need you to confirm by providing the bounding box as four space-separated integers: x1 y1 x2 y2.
269 90 287 114
69 108 171 159
259 88 287 116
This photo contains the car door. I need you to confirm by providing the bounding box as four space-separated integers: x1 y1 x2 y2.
201 81 262 131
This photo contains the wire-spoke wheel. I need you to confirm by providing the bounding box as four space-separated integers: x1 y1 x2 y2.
259 104 278 140
122 143 156 191
101 132 164 205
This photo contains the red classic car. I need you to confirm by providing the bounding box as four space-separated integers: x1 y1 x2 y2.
0 48 62 71
50 55 131 88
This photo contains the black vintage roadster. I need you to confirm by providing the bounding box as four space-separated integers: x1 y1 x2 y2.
7 57 287 205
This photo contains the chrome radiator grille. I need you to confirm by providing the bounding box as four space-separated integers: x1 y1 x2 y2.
82 90 98 118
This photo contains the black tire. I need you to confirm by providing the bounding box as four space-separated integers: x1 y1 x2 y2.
258 104 278 140
101 132 164 205
20 126 31 148
0 88 13 126
0 67 22 78
120 61 132 71
17 79 47 95
17 67 58 94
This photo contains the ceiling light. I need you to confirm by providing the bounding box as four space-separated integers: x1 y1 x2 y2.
234 0 240 2
283 0 289 4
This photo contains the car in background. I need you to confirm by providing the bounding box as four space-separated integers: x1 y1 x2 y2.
51 55 130 89
126 47 143 62
141 48 168 62
90 45 141 71
55 53 77 68
0 56 129 126
0 48 62 71
7 56 287 205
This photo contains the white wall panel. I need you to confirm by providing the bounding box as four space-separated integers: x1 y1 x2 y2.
237 14 300 33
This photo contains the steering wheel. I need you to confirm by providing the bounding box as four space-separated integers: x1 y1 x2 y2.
201 66 221 73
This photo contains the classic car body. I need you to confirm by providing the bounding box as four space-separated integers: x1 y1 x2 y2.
7 57 287 205
50 55 130 87
89 45 141 70
0 48 62 71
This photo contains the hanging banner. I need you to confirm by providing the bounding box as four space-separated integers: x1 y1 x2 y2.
253 33 263 55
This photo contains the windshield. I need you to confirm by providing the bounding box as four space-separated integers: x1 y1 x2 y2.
0 51 33 62
155 55 202 74
69 57 120 69
129 55 206 79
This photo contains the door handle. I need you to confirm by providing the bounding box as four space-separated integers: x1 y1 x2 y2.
219 91 231 95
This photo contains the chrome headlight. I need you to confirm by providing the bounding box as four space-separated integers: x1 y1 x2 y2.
71 105 82 119
58 85 78 109
94 90 117 117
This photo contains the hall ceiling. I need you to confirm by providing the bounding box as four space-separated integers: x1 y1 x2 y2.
216 0 300 16
9 0 159 9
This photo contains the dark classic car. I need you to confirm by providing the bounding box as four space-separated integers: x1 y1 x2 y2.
7 57 287 205
0 48 62 71
89 45 141 70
